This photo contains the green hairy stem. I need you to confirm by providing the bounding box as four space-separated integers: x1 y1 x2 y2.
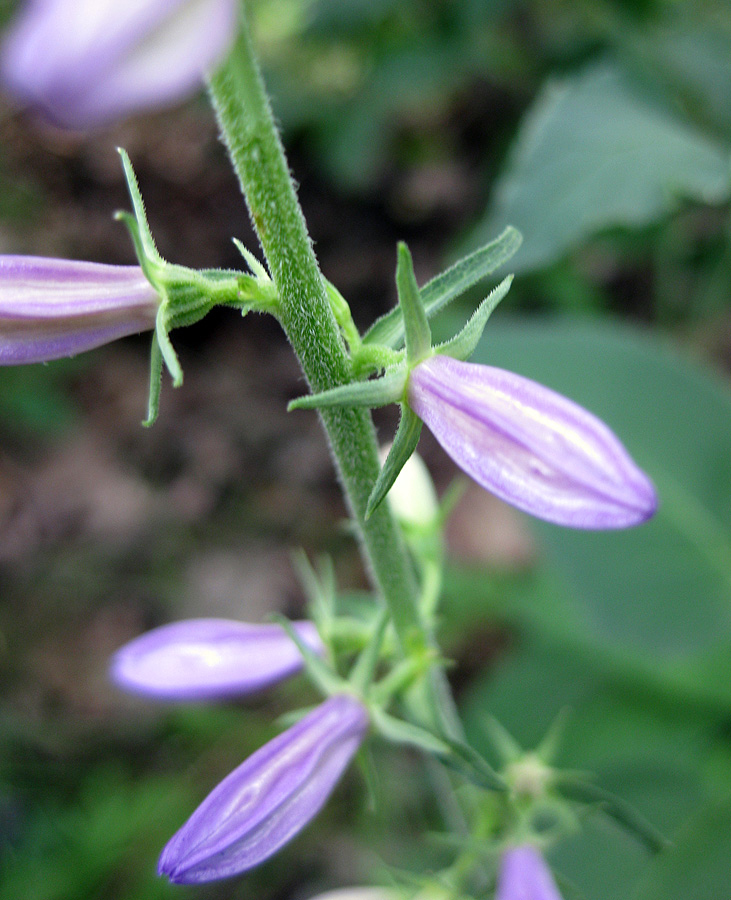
207 6 427 658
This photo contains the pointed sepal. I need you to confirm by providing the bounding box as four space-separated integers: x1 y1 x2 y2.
555 776 670 854
116 148 163 273
288 369 407 412
396 242 431 364
434 275 513 361
363 226 522 349
366 405 422 520
271 615 346 699
143 334 164 427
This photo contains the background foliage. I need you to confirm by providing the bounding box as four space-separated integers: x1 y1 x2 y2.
0 0 730 897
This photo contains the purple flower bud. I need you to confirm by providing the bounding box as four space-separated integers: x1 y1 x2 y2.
1 0 237 130
159 694 369 883
496 845 563 900
0 256 158 364
408 355 657 529
111 619 324 701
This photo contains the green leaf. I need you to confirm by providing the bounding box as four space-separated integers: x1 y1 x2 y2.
633 798 731 900
364 227 521 348
468 317 731 707
464 61 731 273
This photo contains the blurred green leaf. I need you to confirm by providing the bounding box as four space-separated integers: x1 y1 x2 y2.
633 797 731 900
640 18 731 137
465 61 731 272
465 317 731 707
0 363 79 436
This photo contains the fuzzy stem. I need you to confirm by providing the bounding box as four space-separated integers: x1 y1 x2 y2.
207 6 426 653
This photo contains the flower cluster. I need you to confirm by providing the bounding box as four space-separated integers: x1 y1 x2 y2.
0 4 661 895
111 617 369 884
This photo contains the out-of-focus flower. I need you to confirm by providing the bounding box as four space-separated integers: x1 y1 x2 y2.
0 255 158 364
1 0 237 129
407 355 657 529
159 694 369 883
111 618 323 701
496 845 563 900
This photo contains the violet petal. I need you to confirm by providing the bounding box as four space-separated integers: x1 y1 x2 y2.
1 0 237 129
0 256 158 364
408 355 657 529
496 845 563 900
111 619 324 701
158 694 369 883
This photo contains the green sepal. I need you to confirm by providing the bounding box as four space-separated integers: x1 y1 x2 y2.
271 614 346 698
481 715 523 766
366 404 422 520
232 239 279 312
363 226 522 349
233 238 269 281
291 551 336 646
555 775 670 854
349 605 391 693
288 368 407 412
154 303 184 388
536 707 571 764
117 150 277 424
143 334 164 428
396 242 431 364
117 148 162 269
440 736 507 793
372 710 507 792
372 708 453 756
433 275 513 361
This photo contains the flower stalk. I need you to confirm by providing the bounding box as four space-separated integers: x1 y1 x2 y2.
206 8 428 664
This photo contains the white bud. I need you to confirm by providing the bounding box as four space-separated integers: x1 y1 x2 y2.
379 446 439 529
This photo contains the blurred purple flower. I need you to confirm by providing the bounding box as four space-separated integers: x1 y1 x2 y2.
111 619 323 701
496 845 563 900
1 0 237 129
407 355 657 529
159 694 369 883
0 255 158 364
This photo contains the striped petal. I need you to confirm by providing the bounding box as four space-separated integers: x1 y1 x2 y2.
159 695 369 883
0 255 158 364
408 355 657 529
111 619 323 701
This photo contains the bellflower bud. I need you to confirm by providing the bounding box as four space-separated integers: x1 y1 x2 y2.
111 619 323 701
496 845 563 900
0 255 158 364
159 694 369 883
407 355 657 529
1 0 237 130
